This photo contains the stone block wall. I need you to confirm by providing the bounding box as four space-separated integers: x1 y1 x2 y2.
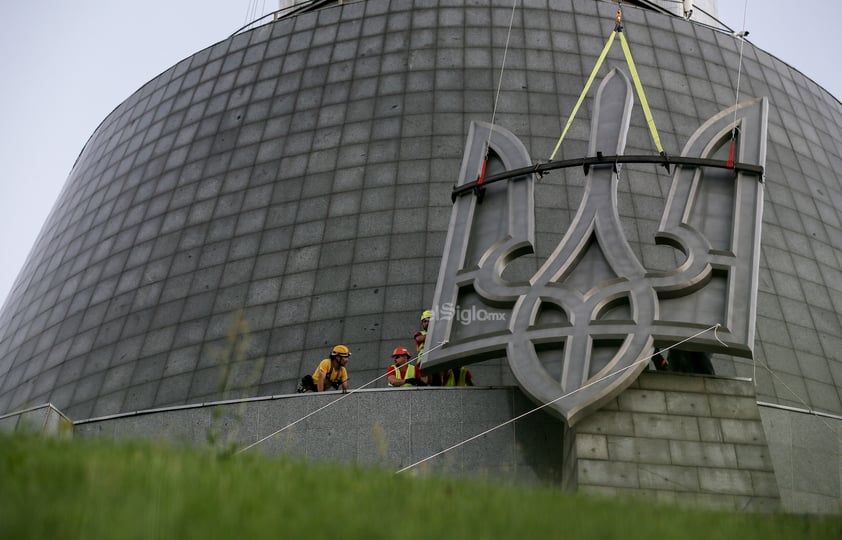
574 371 781 511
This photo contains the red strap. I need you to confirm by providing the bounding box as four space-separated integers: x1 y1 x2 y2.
477 158 488 186
726 138 736 169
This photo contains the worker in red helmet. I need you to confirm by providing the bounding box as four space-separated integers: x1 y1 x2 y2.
386 346 425 387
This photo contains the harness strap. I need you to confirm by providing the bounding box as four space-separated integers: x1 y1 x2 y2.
549 31 617 161
618 31 665 156
549 7 667 163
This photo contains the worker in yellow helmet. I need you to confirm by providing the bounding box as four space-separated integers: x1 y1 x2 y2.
414 310 432 365
312 344 351 392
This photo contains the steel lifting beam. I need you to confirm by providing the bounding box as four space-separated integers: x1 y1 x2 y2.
451 154 764 202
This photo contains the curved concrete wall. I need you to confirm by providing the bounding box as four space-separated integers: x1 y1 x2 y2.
1 0 841 426
73 386 568 485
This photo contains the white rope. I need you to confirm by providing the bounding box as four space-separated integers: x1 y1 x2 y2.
484 0 521 157
396 324 725 474
753 353 841 436
237 340 449 454
244 0 255 26
751 346 842 487
243 0 266 27
730 0 839 431
730 0 749 134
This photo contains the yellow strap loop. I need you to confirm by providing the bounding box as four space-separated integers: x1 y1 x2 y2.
549 26 667 161
548 31 616 161
618 32 664 154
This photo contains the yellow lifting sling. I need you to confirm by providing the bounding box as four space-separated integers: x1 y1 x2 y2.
549 9 665 162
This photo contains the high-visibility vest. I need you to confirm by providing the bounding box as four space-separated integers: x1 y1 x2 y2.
444 368 468 387
392 364 417 386
416 330 427 362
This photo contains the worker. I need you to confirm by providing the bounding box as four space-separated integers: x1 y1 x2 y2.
431 367 474 387
414 310 431 365
386 346 424 387
312 344 351 392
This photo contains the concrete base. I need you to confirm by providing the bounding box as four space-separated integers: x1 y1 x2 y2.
574 372 781 512
74 386 569 486
9 373 842 513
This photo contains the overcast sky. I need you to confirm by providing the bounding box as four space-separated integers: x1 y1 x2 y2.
1 0 839 310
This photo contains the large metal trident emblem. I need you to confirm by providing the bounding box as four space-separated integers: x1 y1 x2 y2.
425 68 767 426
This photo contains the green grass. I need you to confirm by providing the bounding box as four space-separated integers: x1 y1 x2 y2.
1 434 839 539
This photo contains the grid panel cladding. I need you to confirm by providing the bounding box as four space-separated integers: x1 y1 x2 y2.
1 0 842 419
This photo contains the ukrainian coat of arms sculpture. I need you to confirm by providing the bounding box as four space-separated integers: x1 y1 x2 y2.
425 68 768 426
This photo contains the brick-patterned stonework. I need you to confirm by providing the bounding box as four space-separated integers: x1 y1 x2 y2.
574 372 780 511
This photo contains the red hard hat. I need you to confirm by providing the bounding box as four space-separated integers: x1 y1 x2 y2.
391 346 411 358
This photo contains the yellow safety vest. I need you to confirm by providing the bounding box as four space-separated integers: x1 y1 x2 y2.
444 368 468 387
392 364 417 387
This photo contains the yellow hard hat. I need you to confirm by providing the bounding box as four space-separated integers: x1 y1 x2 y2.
331 344 351 356
421 310 432 321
